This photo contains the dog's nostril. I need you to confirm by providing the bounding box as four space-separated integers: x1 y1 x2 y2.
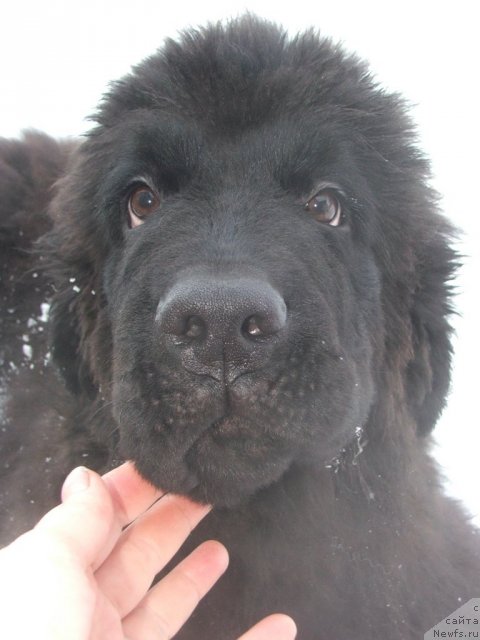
242 315 263 337
184 315 206 339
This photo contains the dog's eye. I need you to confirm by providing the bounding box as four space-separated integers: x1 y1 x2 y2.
304 189 342 226
128 185 161 227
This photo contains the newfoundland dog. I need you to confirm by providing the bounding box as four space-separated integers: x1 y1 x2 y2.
1 15 479 639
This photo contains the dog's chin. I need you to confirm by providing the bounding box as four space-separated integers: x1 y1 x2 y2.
132 455 265 508
128 419 297 508
187 480 251 508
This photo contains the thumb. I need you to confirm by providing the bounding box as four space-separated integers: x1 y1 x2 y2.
33 466 117 568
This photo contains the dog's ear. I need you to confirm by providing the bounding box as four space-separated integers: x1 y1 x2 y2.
40 147 107 399
50 289 96 397
406 230 457 436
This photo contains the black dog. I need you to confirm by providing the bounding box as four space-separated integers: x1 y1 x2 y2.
1 16 479 639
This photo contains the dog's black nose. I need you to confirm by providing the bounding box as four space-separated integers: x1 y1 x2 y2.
155 277 287 381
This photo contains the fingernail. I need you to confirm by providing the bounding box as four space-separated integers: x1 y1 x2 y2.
63 466 91 495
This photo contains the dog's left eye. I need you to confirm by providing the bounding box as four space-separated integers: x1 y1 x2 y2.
304 189 342 226
128 185 162 227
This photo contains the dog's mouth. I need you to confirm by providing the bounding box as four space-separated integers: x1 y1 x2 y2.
121 389 300 506
171 415 256 494
113 340 367 506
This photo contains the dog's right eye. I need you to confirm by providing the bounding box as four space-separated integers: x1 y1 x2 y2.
128 185 162 228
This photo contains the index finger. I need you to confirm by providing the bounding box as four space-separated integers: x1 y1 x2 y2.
101 461 164 527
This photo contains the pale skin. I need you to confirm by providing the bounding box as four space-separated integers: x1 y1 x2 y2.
0 462 296 640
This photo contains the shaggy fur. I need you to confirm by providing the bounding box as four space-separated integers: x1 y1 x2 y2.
1 16 479 639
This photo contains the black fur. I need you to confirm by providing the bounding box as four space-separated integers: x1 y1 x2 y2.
1 17 478 639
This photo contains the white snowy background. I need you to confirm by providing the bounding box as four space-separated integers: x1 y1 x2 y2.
1 0 479 522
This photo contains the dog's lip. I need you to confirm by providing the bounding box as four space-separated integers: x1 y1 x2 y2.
182 363 259 385
208 415 243 436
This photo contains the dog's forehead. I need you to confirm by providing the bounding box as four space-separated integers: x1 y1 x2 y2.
100 108 356 195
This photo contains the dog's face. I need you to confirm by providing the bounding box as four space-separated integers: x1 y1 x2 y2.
48 18 454 506
101 113 382 506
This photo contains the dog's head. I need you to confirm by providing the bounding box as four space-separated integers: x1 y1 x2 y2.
46 17 455 506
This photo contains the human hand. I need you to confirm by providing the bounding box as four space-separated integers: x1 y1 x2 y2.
0 462 296 639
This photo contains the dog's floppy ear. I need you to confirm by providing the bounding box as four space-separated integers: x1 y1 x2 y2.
49 289 96 397
406 228 457 436
41 146 108 399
